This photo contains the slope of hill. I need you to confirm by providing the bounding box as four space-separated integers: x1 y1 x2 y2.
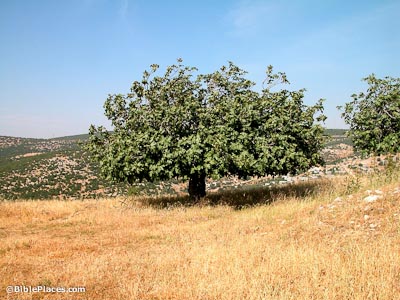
49 133 90 141
1 168 399 299
0 136 126 199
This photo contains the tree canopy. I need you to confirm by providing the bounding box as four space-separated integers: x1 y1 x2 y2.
86 60 326 199
340 74 400 155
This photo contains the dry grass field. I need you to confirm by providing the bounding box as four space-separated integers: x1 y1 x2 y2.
1 169 400 299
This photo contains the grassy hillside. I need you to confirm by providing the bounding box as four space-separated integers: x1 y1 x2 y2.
1 165 399 299
0 136 126 200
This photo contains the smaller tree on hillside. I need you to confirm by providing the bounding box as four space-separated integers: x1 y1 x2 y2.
339 74 400 155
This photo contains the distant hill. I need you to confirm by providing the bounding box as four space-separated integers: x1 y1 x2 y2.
50 133 90 141
0 135 126 200
324 129 348 136
323 129 353 147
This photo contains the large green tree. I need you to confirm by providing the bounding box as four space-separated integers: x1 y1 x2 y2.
339 74 400 155
86 60 326 200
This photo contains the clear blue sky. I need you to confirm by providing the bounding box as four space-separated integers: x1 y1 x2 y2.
1 0 399 138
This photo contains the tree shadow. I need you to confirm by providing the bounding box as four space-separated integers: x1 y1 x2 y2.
126 179 334 209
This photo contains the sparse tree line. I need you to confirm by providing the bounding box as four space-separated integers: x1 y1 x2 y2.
86 59 400 199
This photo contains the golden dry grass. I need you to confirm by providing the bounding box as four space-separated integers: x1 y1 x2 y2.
1 172 400 299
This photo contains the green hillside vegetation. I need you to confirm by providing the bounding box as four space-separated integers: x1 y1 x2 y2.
50 133 91 141
0 136 126 200
323 129 353 147
324 128 348 136
0 136 78 162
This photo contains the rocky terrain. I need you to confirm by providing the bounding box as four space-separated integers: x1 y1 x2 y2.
0 130 396 200
0 136 126 199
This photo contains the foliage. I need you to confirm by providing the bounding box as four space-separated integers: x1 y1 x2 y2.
339 74 400 155
87 60 327 199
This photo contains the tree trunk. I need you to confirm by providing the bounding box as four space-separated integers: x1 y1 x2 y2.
188 172 206 200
